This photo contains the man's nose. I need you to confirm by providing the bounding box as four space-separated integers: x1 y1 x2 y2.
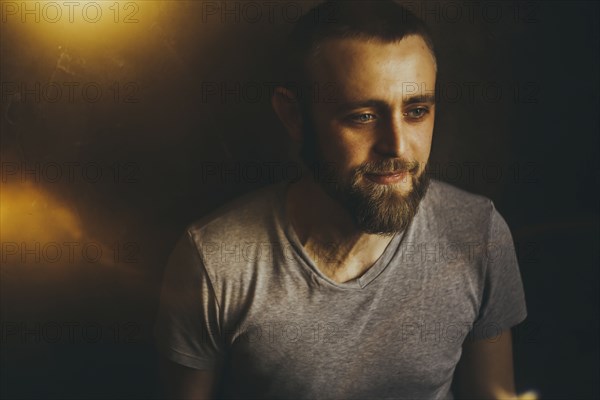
374 113 407 157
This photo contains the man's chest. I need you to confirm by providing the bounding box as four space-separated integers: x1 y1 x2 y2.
217 265 480 399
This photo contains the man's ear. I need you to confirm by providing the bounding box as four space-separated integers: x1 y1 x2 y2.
271 86 304 141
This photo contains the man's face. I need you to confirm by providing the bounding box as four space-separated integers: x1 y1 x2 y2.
302 35 437 235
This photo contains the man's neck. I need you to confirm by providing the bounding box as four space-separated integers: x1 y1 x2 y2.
286 175 396 283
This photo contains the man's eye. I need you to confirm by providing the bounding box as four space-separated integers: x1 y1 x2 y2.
351 113 377 123
404 107 430 119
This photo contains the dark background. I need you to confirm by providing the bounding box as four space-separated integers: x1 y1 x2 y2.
1 1 598 399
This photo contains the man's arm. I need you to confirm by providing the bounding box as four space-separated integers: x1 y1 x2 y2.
453 329 518 399
159 356 219 400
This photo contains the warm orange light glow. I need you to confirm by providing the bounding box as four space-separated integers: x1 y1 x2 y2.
0 182 82 244
0 182 146 273
1 1 163 47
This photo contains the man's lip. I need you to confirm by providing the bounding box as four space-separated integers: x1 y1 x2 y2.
365 171 411 184
367 171 409 175
365 170 411 177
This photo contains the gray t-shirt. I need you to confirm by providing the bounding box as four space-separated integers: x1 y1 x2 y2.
154 179 528 400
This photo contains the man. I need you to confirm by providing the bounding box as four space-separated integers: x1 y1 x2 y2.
154 1 530 399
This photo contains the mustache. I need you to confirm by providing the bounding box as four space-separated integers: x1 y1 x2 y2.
355 159 421 175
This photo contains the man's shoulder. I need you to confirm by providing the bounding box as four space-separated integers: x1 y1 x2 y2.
419 179 497 236
186 181 285 242
426 178 493 210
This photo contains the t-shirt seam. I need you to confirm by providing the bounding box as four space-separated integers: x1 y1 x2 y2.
484 200 494 285
478 199 495 324
160 343 211 362
185 229 224 330
471 309 528 341
157 342 217 368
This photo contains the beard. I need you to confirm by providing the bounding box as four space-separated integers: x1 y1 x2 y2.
311 158 430 236
300 113 430 236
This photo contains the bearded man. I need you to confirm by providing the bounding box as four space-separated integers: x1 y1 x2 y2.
154 2 529 399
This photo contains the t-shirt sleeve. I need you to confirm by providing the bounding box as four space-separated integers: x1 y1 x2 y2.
468 202 528 341
153 229 224 369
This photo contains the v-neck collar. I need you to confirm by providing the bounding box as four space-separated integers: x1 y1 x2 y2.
275 179 408 290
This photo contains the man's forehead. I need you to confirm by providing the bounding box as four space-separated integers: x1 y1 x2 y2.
314 34 431 55
307 36 436 105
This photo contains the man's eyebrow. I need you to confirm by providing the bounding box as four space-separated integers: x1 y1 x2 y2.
403 94 436 105
334 95 435 113
334 100 387 113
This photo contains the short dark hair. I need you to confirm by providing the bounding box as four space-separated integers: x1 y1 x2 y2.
283 0 437 93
